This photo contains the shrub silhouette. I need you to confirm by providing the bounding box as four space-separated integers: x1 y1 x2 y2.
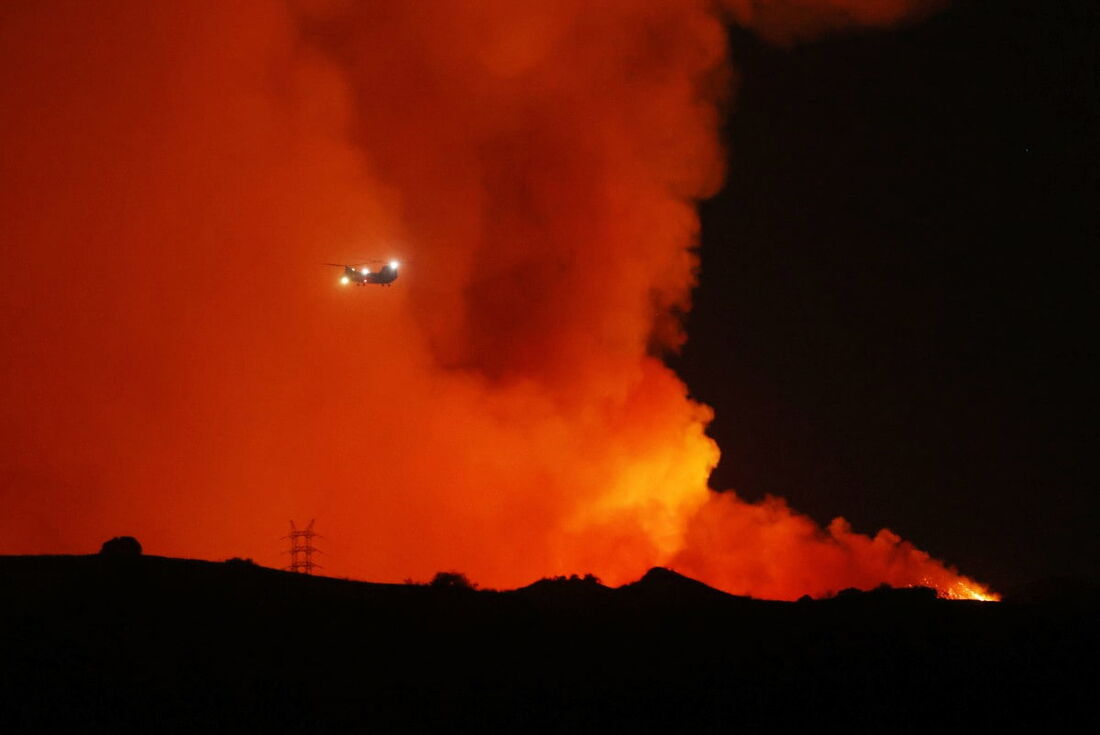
538 573 602 585
99 536 143 557
429 571 476 590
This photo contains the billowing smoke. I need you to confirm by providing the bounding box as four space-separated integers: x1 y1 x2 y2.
0 0 993 599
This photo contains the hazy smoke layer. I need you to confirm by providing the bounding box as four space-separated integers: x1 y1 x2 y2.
0 0 991 599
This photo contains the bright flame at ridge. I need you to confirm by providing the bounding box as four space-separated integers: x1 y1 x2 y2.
942 580 1001 602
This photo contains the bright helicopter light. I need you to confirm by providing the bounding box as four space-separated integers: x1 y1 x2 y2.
340 276 350 285
390 260 399 269
360 267 370 275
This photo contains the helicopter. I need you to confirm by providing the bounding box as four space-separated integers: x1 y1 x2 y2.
325 260 400 286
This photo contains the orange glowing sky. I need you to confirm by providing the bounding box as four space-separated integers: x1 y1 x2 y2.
0 0 994 600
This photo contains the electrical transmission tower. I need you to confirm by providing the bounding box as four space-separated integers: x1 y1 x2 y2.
284 519 322 575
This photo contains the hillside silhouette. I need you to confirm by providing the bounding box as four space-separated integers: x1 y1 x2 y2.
1 553 1096 733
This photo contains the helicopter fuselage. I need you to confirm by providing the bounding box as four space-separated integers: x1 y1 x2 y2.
339 263 399 286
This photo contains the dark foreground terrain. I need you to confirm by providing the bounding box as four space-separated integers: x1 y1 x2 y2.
1 554 1096 733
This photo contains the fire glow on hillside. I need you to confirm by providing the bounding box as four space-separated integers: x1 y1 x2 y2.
0 0 995 601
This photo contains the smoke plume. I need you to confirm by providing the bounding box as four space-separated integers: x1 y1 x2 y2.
0 0 993 599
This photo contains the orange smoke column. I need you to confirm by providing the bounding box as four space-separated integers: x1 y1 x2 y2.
0 0 994 600
672 494 998 600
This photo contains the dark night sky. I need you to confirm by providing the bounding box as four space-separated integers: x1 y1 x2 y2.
681 0 1098 592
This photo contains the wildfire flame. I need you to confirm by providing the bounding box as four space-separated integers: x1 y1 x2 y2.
940 580 1001 602
0 0 993 601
